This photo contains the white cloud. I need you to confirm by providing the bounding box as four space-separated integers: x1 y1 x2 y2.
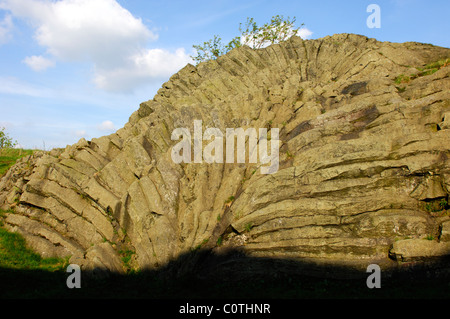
97 120 115 131
0 0 190 93
23 55 55 71
0 0 156 61
0 13 13 44
94 48 193 93
298 27 313 39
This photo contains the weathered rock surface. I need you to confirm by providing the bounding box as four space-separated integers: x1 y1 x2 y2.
1 33 449 276
390 239 450 262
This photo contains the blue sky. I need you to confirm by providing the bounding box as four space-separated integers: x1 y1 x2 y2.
0 0 449 150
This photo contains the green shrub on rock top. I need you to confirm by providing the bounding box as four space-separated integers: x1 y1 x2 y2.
191 15 304 64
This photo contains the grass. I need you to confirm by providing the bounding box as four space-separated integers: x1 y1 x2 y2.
0 148 35 176
394 58 450 85
119 249 136 273
0 218 68 272
0 207 69 298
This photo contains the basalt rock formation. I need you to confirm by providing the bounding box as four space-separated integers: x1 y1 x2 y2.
1 34 450 278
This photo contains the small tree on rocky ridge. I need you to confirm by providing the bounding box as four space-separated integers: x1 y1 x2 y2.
0 127 17 154
191 15 303 64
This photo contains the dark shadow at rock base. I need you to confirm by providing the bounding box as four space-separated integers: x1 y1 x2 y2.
2 248 450 299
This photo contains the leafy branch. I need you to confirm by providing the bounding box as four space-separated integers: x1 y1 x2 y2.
191 15 303 64
0 127 17 155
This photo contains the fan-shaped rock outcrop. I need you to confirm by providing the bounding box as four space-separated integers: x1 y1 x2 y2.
1 34 449 276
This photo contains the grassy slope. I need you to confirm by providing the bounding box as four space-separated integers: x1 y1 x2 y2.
0 148 34 176
0 149 69 298
0 217 68 271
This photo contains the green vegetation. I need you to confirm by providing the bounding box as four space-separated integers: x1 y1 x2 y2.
0 148 34 176
0 127 17 154
224 195 235 206
394 74 412 85
424 198 449 215
216 235 223 246
0 214 67 271
192 238 209 252
286 150 294 159
244 222 253 232
394 58 450 84
119 249 136 273
440 198 448 210
395 86 406 93
191 15 302 64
